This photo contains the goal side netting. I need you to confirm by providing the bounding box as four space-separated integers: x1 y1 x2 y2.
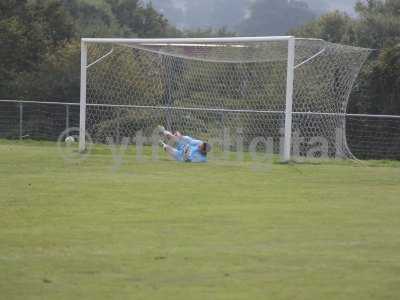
81 37 371 160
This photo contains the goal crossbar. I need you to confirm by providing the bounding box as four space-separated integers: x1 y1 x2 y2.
82 36 295 44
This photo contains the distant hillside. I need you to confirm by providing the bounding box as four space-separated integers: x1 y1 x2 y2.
237 0 317 36
144 0 358 33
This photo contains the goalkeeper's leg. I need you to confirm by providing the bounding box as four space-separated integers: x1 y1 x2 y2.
157 125 182 143
159 140 179 160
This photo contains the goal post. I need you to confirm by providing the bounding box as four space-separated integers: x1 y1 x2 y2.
79 40 88 153
283 37 295 162
79 36 370 161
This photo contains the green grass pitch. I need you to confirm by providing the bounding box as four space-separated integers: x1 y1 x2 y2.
1 140 400 299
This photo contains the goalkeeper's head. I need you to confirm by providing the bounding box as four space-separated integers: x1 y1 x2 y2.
200 142 212 155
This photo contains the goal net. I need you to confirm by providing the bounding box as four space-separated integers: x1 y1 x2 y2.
81 37 371 160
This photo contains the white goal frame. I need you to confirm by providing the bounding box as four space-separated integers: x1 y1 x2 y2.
79 36 296 161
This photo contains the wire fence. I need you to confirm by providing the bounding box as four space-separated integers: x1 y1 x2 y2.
1 99 399 160
0 100 80 141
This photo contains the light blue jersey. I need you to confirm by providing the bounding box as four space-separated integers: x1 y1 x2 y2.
175 136 207 163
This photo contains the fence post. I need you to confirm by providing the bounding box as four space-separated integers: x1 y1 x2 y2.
116 108 120 144
19 102 23 140
66 104 70 131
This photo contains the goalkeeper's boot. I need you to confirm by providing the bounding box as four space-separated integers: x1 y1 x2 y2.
157 125 166 135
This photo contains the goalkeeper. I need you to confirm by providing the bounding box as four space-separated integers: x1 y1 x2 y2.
157 125 211 163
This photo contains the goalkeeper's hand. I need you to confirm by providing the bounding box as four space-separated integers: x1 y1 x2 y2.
183 146 191 162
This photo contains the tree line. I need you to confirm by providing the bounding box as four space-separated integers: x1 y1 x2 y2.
291 0 400 115
0 0 236 102
0 0 399 115
0 0 179 101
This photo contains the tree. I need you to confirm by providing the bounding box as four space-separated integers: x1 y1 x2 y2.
0 0 179 100
351 45 400 114
14 42 81 100
354 0 400 48
292 0 400 115
60 0 125 37
289 10 356 44
352 0 400 114
0 0 75 98
106 0 171 37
